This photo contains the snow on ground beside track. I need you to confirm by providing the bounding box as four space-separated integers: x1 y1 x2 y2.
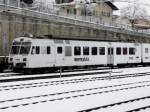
0 67 150 111
1 82 150 112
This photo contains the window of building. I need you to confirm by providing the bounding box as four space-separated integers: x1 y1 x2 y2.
36 46 40 54
74 46 81 55
83 47 89 55
65 46 72 56
92 47 97 55
107 12 110 17
99 47 105 55
116 47 121 55
67 9 70 14
47 46 51 54
123 47 127 55
145 48 149 53
129 48 135 55
74 8 76 15
57 47 63 54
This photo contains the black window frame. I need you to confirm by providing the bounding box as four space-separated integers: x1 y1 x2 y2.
57 46 63 54
123 47 127 55
92 47 97 55
74 46 81 56
83 47 89 55
36 46 40 54
99 47 105 55
47 46 51 54
108 48 114 55
116 47 121 55
129 47 135 55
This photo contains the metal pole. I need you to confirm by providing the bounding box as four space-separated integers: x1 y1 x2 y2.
109 48 112 81
60 67 62 78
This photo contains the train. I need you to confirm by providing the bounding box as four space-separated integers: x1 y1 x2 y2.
8 36 150 74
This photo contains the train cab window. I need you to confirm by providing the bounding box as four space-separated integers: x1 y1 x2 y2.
57 47 63 54
47 46 51 54
129 48 135 55
99 47 105 55
123 47 127 55
92 47 97 55
36 46 40 54
74 46 81 55
145 48 148 53
83 47 89 55
65 46 72 56
116 47 121 55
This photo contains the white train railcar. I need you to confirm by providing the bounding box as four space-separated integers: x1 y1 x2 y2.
8 36 150 73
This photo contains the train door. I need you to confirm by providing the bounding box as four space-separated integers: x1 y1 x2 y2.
107 47 114 66
48 45 55 63
55 46 64 66
135 44 141 63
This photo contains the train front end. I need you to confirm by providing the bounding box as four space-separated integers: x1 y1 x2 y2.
9 37 32 72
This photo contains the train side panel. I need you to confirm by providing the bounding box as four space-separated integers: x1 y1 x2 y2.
27 39 56 68
141 44 150 64
112 43 141 66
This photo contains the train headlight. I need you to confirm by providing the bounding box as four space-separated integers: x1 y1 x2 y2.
23 58 27 61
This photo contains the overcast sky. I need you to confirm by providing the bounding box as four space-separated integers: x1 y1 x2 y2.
114 0 150 16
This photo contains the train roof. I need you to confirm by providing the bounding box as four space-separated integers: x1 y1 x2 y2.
13 35 141 44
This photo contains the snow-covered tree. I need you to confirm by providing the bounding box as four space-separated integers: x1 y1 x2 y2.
120 0 149 29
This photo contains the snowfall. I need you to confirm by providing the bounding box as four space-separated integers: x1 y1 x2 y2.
0 67 150 112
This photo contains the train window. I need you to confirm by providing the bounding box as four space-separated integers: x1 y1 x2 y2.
129 48 135 55
20 46 31 55
123 47 127 55
31 46 35 54
99 47 105 55
74 46 81 55
108 48 113 55
36 46 40 54
145 48 148 53
92 47 97 55
57 47 63 54
116 47 121 55
11 46 20 54
65 46 72 56
83 47 89 55
13 42 21 45
47 46 51 54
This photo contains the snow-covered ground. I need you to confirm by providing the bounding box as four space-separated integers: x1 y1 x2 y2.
0 67 150 112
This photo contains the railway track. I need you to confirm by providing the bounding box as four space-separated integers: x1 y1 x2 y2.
0 69 111 83
78 96 150 112
0 80 150 110
0 67 149 83
0 72 150 91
